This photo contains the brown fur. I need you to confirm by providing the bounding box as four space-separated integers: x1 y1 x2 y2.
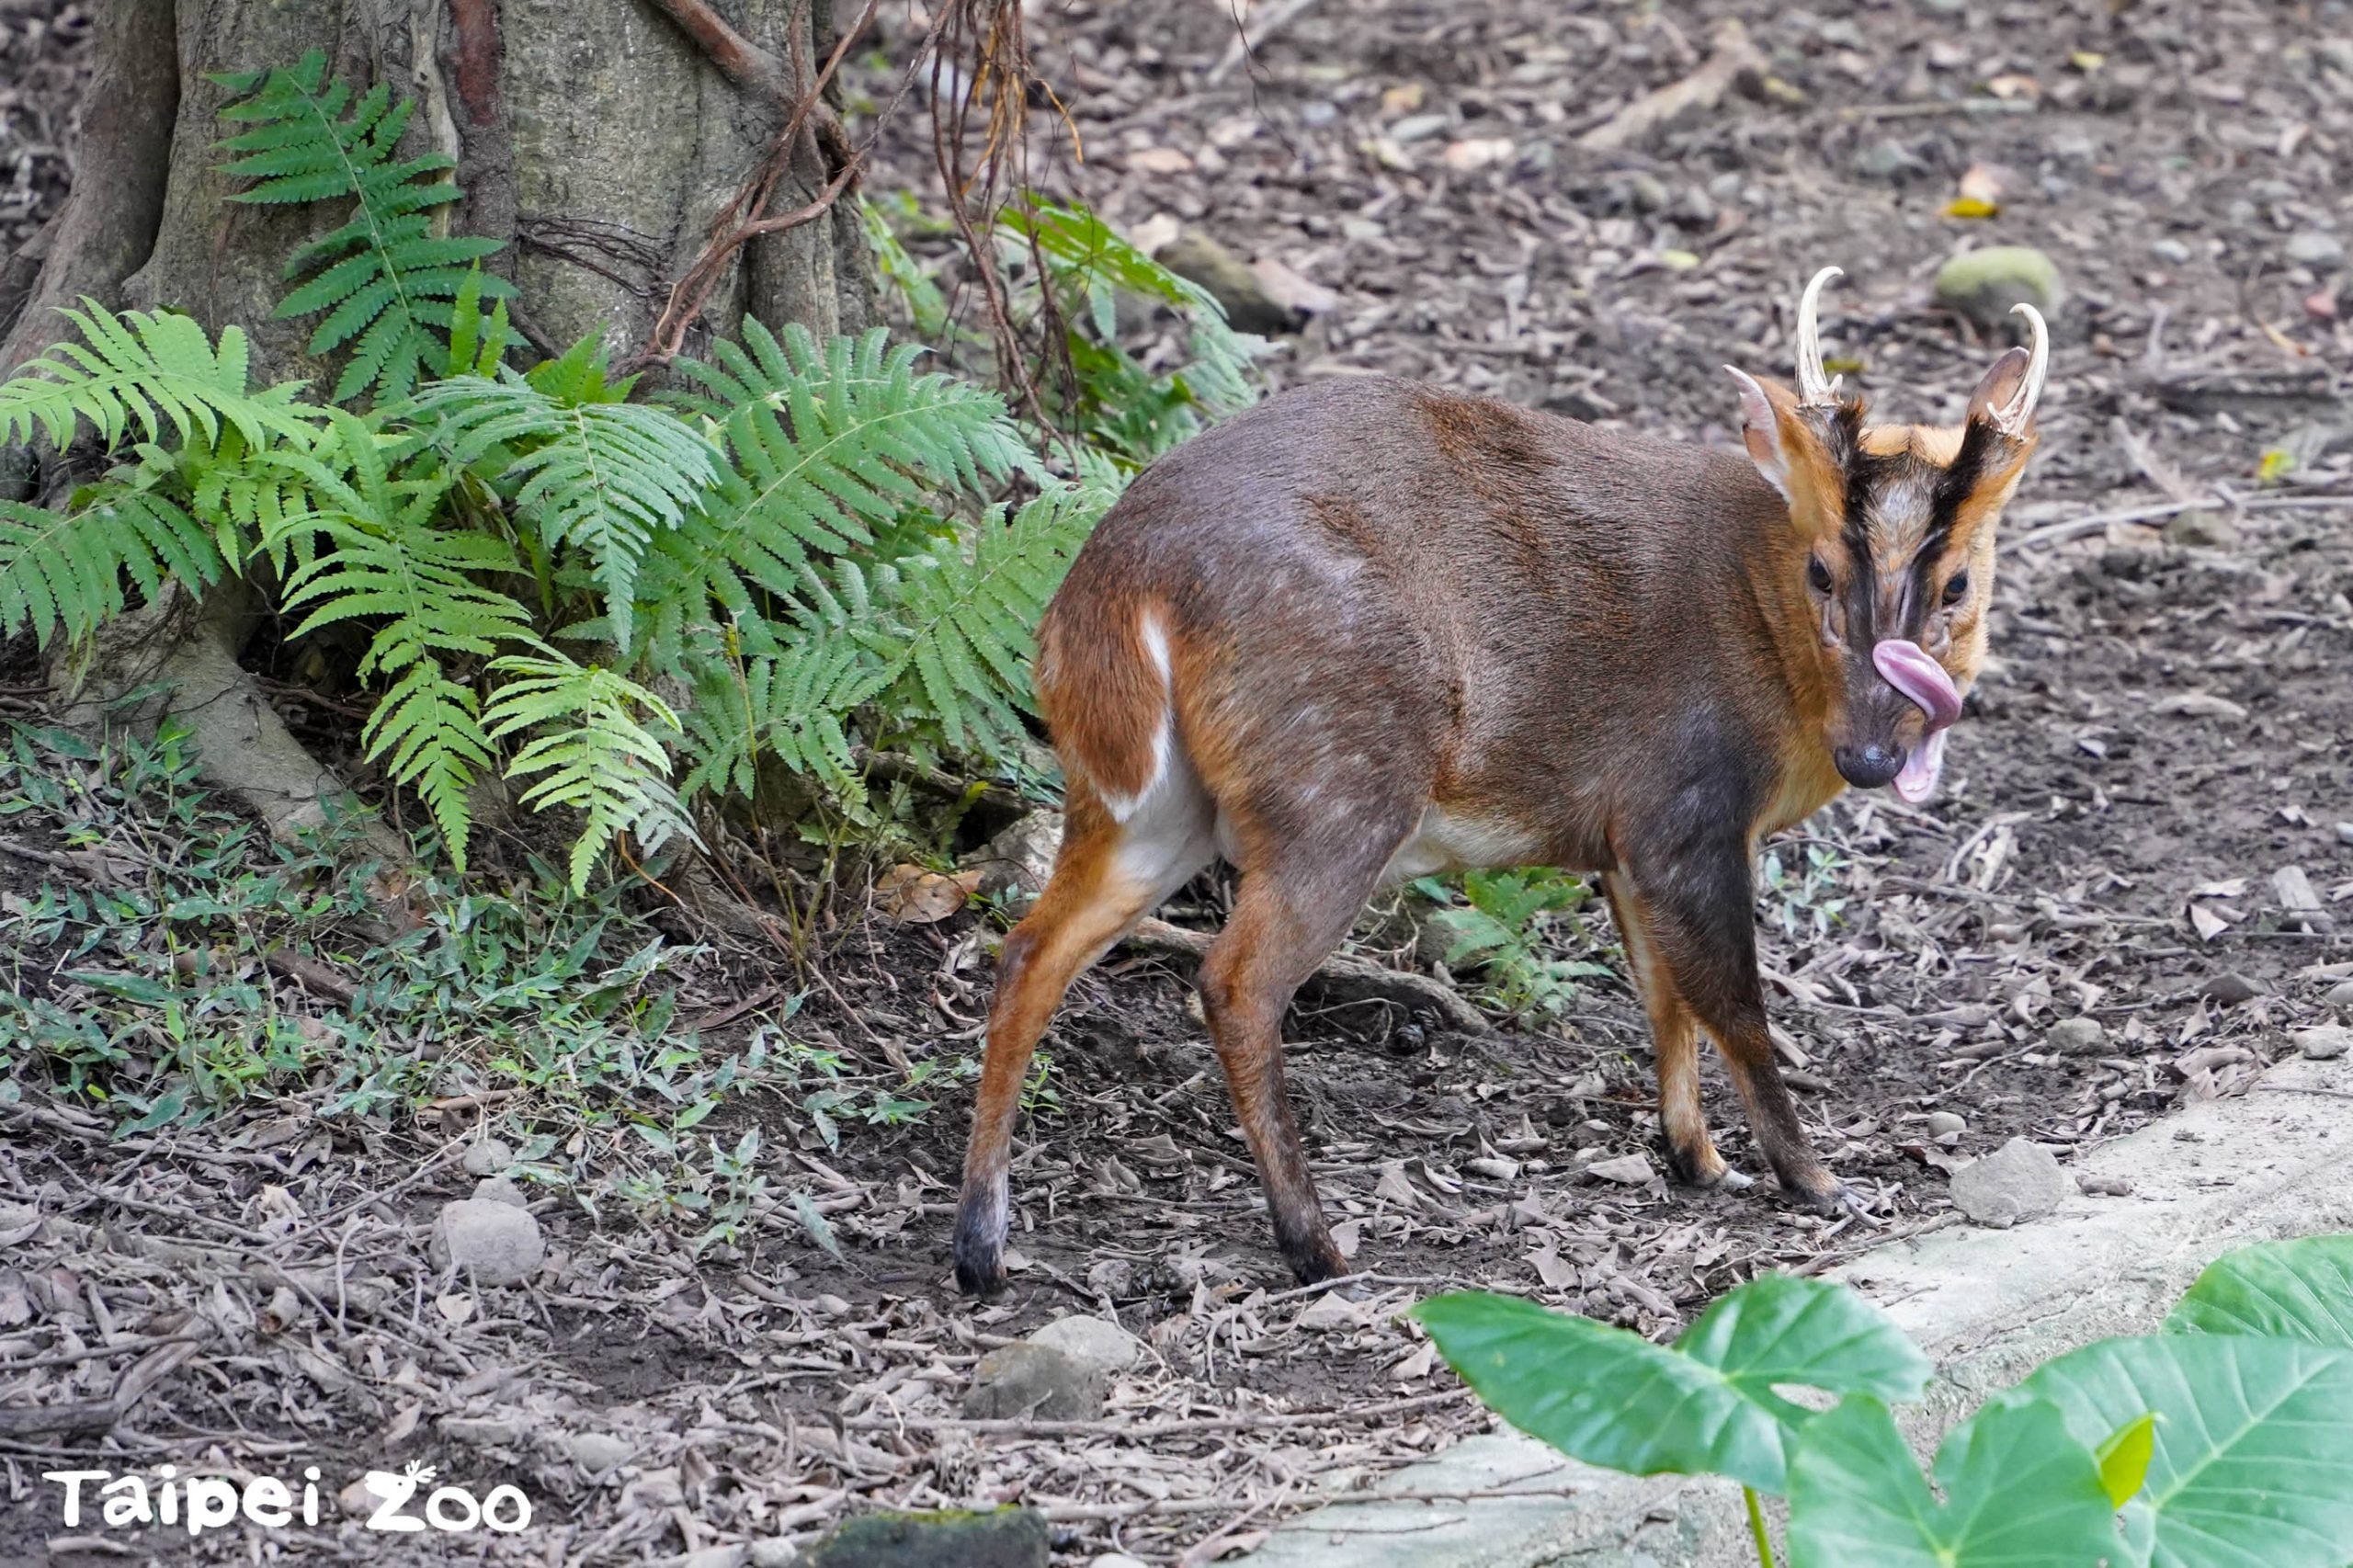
950 368 2040 1293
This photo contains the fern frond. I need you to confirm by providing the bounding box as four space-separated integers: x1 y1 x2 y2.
678 628 883 802
404 340 722 645
638 323 1030 666
860 480 1109 751
483 653 698 892
262 411 533 865
215 50 511 405
0 488 230 646
0 300 314 453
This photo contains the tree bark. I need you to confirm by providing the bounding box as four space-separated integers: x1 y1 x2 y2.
17 0 878 859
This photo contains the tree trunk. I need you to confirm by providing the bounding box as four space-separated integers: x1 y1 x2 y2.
7 0 877 854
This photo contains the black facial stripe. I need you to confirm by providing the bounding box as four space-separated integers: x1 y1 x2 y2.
1907 421 2003 622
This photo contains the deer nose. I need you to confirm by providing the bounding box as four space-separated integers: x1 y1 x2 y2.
1835 741 1906 790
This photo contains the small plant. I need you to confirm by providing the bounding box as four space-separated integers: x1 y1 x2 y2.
1758 843 1849 939
1416 1234 2353 1568
1412 868 1610 1019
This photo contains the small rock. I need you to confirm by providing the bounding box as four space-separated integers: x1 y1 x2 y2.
2162 509 2239 550
2046 1017 2107 1056
803 1507 1049 1568
1154 232 1300 335
1389 112 1449 143
2285 232 2347 267
2324 980 2353 1009
1855 138 1917 179
1925 1110 1967 1139
2202 972 2267 1006
429 1199 544 1287
1949 1137 2071 1228
750 1542 801 1568
966 811 1062 910
1586 1153 1655 1185
2336 822 2353 847
1933 244 2064 333
2149 237 2193 265
439 1414 525 1447
962 1342 1104 1420
2077 1174 2133 1197
462 1139 515 1176
570 1431 633 1472
2294 1026 2351 1061
680 1549 746 1568
471 1176 529 1208
1027 1315 1145 1381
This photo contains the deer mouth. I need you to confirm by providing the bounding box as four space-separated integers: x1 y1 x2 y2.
1871 641 1961 802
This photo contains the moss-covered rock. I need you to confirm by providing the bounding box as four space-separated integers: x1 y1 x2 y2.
1933 245 2063 334
802 1507 1049 1568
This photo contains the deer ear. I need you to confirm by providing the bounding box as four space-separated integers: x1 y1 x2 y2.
1725 366 1800 501
1964 346 2032 426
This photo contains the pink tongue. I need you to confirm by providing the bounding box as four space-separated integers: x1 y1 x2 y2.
1871 640 1961 732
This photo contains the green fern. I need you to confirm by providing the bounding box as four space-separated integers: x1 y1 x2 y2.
404 336 721 646
483 653 697 892
857 481 1108 750
636 322 1031 666
0 488 230 645
215 51 511 405
263 411 533 865
0 299 313 452
679 627 884 801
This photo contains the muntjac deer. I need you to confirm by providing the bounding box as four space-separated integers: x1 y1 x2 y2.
954 269 2048 1293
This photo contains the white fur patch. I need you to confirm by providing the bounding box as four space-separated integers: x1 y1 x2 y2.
1099 609 1176 824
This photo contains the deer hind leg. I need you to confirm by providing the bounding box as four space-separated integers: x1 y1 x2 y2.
1198 806 1417 1286
1604 877 1742 1189
1620 845 1844 1213
952 783 1212 1296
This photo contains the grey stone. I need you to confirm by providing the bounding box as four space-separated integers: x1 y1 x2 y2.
2336 822 2353 846
2294 1026 2351 1061
2202 972 2267 1006
1933 245 2063 332
2163 509 2240 549
439 1414 526 1447
2045 1017 2107 1056
962 1342 1105 1420
570 1431 634 1472
1925 1111 1967 1139
803 1507 1049 1568
967 811 1063 911
462 1139 515 1176
1390 113 1449 143
471 1176 529 1208
2150 237 2193 265
1948 1137 2071 1228
1027 1314 1145 1381
2324 980 2353 1009
750 1542 801 1568
2286 232 2346 267
429 1199 545 1287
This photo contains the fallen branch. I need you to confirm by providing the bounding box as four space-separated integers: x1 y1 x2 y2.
1578 18 1765 152
1123 918 1491 1035
0 1339 198 1438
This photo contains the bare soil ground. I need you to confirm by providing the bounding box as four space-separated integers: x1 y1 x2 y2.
4 0 2351 1564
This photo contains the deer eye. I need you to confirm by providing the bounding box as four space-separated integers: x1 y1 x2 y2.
1807 556 1834 594
1942 571 1970 606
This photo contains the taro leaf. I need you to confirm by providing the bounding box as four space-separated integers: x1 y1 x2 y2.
1788 1394 2119 1568
2164 1236 2353 1349
1995 1333 2353 1568
1415 1275 1931 1494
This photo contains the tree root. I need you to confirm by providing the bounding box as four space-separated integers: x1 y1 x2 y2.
1123 918 1493 1036
50 583 409 867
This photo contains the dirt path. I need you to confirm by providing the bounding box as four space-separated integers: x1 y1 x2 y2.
2 1 2347 1564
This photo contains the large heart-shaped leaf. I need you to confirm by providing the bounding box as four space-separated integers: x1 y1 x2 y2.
1995 1333 2353 1568
2165 1236 2353 1349
1787 1394 2120 1567
1415 1275 1931 1494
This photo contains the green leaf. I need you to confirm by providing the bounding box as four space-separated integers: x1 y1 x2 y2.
2097 1414 2157 1510
2164 1237 2353 1349
1995 1332 2353 1568
1415 1275 1931 1494
1786 1394 2120 1568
